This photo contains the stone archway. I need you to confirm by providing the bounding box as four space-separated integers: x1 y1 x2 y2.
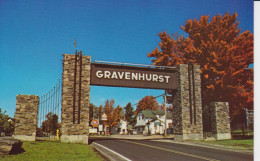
14 52 231 143
172 64 203 141
60 53 90 144
60 53 204 143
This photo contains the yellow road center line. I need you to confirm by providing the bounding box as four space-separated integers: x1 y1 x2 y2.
120 140 220 161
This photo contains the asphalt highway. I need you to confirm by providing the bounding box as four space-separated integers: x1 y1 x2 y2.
92 139 253 161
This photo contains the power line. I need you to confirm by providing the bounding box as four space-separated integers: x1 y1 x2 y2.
132 93 166 107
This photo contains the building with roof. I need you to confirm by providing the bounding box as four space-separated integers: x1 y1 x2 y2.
134 110 173 135
110 119 128 135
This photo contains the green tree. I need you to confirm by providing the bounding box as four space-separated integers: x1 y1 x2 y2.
124 103 135 126
89 103 99 124
0 108 14 136
98 105 103 122
42 112 59 135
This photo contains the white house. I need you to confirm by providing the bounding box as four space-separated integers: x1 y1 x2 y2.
110 119 128 134
135 110 173 135
117 119 128 134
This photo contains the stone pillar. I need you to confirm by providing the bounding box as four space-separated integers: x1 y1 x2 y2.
173 64 203 141
61 53 91 144
14 95 39 141
211 102 231 140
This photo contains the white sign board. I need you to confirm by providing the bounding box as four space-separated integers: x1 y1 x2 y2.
89 128 97 133
99 125 103 131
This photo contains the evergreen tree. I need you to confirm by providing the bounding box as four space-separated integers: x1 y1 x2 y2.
124 103 135 126
89 103 98 124
98 105 103 122
42 112 59 135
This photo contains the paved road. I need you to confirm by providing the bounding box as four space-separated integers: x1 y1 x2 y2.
92 139 253 161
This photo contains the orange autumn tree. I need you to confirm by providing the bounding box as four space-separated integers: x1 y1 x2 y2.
135 96 159 116
111 105 123 125
147 12 253 122
103 99 123 132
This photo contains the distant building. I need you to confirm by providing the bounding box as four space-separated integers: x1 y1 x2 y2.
135 110 173 135
117 119 128 134
110 119 128 134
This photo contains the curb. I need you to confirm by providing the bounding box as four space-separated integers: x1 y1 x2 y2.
91 142 131 161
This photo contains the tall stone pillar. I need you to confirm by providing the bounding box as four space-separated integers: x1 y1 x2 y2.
61 53 91 144
14 95 39 141
211 102 231 140
173 64 203 141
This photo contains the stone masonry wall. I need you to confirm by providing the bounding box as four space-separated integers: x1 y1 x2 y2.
173 64 203 141
14 95 39 136
211 102 231 140
61 53 91 136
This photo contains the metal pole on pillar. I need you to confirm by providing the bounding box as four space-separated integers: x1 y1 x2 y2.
78 51 82 124
164 90 167 137
72 50 78 124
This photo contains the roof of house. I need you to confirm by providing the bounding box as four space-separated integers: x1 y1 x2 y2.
140 110 173 119
141 110 157 119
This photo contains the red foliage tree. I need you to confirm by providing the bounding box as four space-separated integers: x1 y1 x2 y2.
147 12 253 120
103 99 122 132
135 96 159 116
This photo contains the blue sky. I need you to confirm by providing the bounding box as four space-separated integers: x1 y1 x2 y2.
0 0 253 117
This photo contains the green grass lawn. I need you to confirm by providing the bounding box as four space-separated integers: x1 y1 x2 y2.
1 141 104 161
188 139 254 150
232 129 254 135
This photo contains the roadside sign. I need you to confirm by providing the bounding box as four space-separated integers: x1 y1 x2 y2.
90 63 177 90
91 119 99 127
101 113 107 120
99 125 103 131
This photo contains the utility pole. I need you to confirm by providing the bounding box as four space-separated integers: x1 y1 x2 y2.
74 38 76 49
164 90 167 137
245 108 249 136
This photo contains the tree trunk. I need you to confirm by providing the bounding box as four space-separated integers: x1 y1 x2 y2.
242 123 245 137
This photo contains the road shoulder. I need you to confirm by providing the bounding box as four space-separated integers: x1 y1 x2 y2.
91 142 132 161
152 139 254 154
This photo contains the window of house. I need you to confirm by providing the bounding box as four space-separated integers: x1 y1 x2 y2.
168 123 172 128
155 122 161 126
